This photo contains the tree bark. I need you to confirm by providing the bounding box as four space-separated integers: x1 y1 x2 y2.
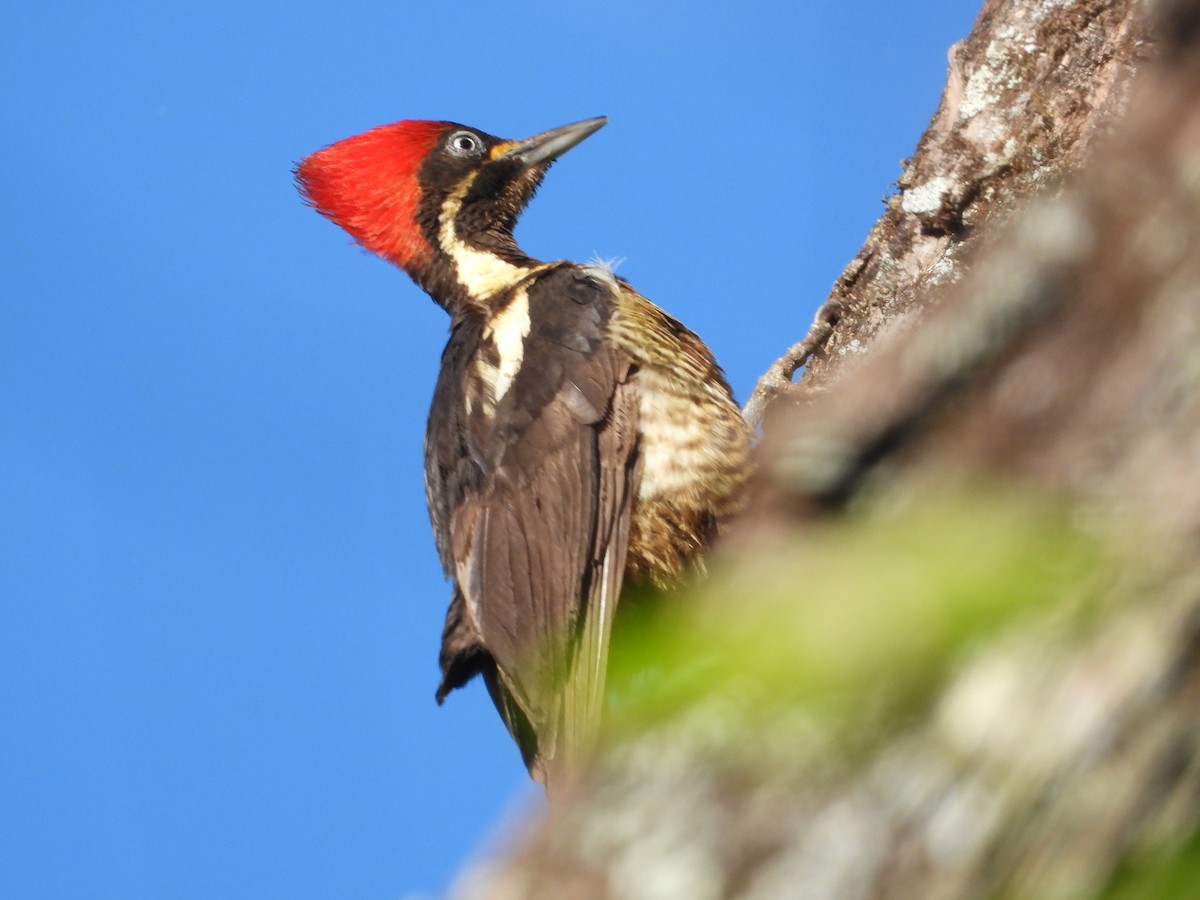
453 0 1200 896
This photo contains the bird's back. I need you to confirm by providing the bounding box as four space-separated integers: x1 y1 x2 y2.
426 262 749 780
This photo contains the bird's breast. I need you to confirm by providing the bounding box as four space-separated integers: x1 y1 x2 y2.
597 283 752 584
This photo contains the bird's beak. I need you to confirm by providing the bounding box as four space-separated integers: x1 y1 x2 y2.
492 116 608 168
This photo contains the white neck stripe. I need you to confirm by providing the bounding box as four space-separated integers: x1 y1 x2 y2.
438 182 531 303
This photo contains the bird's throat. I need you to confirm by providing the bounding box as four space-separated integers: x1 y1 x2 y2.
434 182 538 310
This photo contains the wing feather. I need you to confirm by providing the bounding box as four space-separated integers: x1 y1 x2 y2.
425 265 639 780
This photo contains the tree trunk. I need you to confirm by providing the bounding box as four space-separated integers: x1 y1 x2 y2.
453 0 1200 896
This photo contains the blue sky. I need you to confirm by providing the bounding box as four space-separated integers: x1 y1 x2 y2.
2 3 979 896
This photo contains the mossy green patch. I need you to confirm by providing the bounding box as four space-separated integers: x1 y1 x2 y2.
607 488 1104 749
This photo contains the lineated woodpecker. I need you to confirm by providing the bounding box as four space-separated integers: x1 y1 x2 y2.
296 116 750 784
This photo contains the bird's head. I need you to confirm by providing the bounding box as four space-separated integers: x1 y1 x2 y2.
295 116 607 308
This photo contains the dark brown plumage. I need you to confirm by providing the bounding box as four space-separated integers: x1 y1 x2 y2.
297 117 750 784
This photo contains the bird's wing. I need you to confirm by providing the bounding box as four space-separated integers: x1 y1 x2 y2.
425 265 640 780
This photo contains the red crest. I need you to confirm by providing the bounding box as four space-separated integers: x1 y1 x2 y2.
296 120 448 271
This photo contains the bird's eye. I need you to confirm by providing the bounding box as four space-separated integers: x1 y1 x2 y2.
448 131 483 157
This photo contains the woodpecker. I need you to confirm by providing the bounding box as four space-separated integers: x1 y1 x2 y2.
296 116 750 784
